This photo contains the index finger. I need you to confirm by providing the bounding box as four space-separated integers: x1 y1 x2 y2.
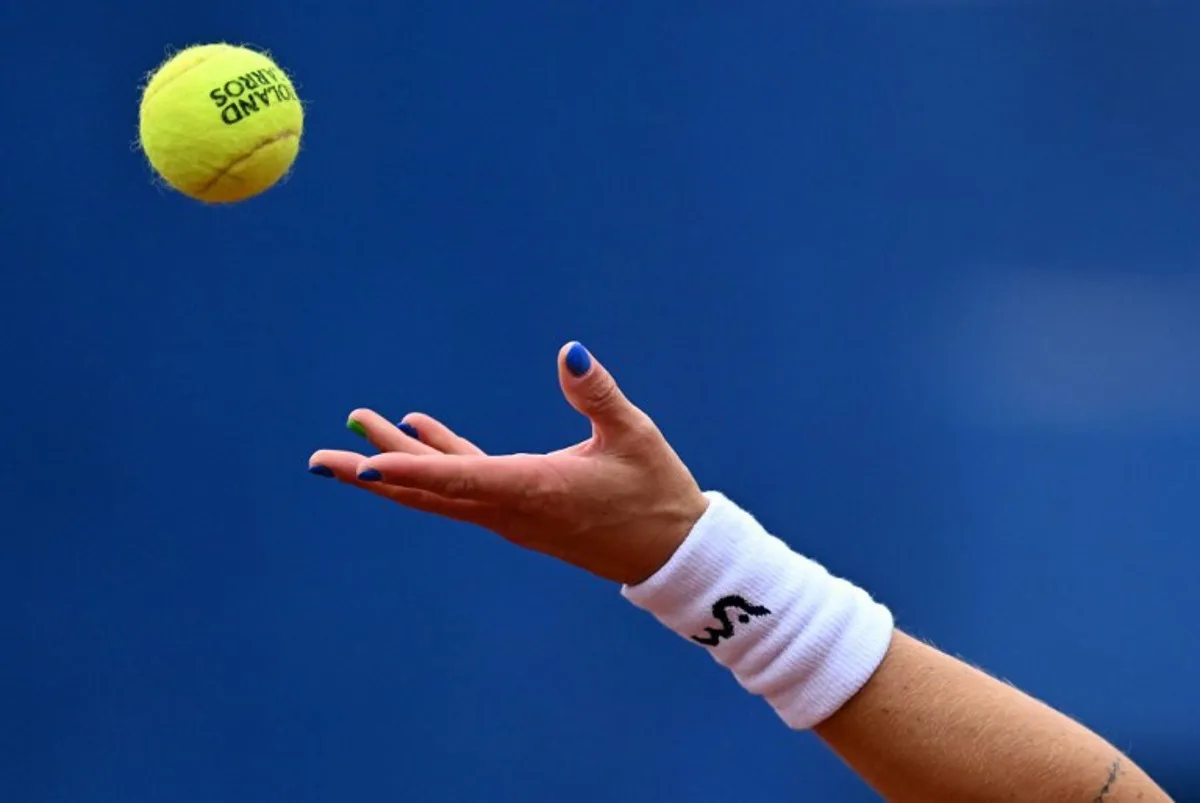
357 453 547 503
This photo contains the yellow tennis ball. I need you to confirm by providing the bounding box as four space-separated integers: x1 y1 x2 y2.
138 44 304 203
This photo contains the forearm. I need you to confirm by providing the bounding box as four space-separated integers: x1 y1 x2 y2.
623 492 1170 802
815 631 1170 802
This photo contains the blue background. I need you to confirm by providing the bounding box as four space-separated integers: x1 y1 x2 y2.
2 2 1198 801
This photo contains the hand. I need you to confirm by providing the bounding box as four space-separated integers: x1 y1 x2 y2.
308 342 710 585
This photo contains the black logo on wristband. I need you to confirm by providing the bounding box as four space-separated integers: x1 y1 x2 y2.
690 595 771 646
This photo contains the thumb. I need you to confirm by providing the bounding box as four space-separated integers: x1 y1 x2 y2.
557 341 644 435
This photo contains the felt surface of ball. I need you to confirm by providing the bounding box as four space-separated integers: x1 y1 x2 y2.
139 44 303 203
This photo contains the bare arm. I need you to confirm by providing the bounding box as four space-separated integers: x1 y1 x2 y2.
311 342 1172 803
815 631 1170 802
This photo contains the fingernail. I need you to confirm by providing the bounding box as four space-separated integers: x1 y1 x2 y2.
565 341 592 377
397 422 419 439
309 464 335 478
346 417 367 439
358 468 383 482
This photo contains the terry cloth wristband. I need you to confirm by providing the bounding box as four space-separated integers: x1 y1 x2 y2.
622 491 895 730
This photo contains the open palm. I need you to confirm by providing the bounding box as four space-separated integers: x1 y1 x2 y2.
308 342 708 584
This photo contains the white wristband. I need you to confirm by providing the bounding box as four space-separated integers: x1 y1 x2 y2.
622 491 894 730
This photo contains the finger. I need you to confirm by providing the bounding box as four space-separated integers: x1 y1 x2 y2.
346 408 437 455
308 449 491 522
377 485 494 524
557 341 648 438
356 453 546 503
399 412 486 456
310 448 372 480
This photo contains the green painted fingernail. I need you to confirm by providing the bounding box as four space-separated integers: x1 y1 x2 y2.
346 417 367 438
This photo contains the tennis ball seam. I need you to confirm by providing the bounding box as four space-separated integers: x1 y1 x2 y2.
196 128 301 196
141 47 229 106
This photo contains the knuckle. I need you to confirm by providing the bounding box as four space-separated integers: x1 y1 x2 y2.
625 411 659 442
584 376 622 411
439 474 476 498
517 467 560 513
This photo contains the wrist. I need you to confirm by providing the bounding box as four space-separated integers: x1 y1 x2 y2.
621 491 894 730
624 489 710 586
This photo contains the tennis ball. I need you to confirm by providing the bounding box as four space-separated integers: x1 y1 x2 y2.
138 44 304 203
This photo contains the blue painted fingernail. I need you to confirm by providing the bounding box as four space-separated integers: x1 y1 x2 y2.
565 342 592 377
309 464 334 477
397 422 419 439
358 468 383 482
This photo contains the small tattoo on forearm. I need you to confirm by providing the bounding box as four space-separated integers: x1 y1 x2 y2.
1093 759 1123 802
